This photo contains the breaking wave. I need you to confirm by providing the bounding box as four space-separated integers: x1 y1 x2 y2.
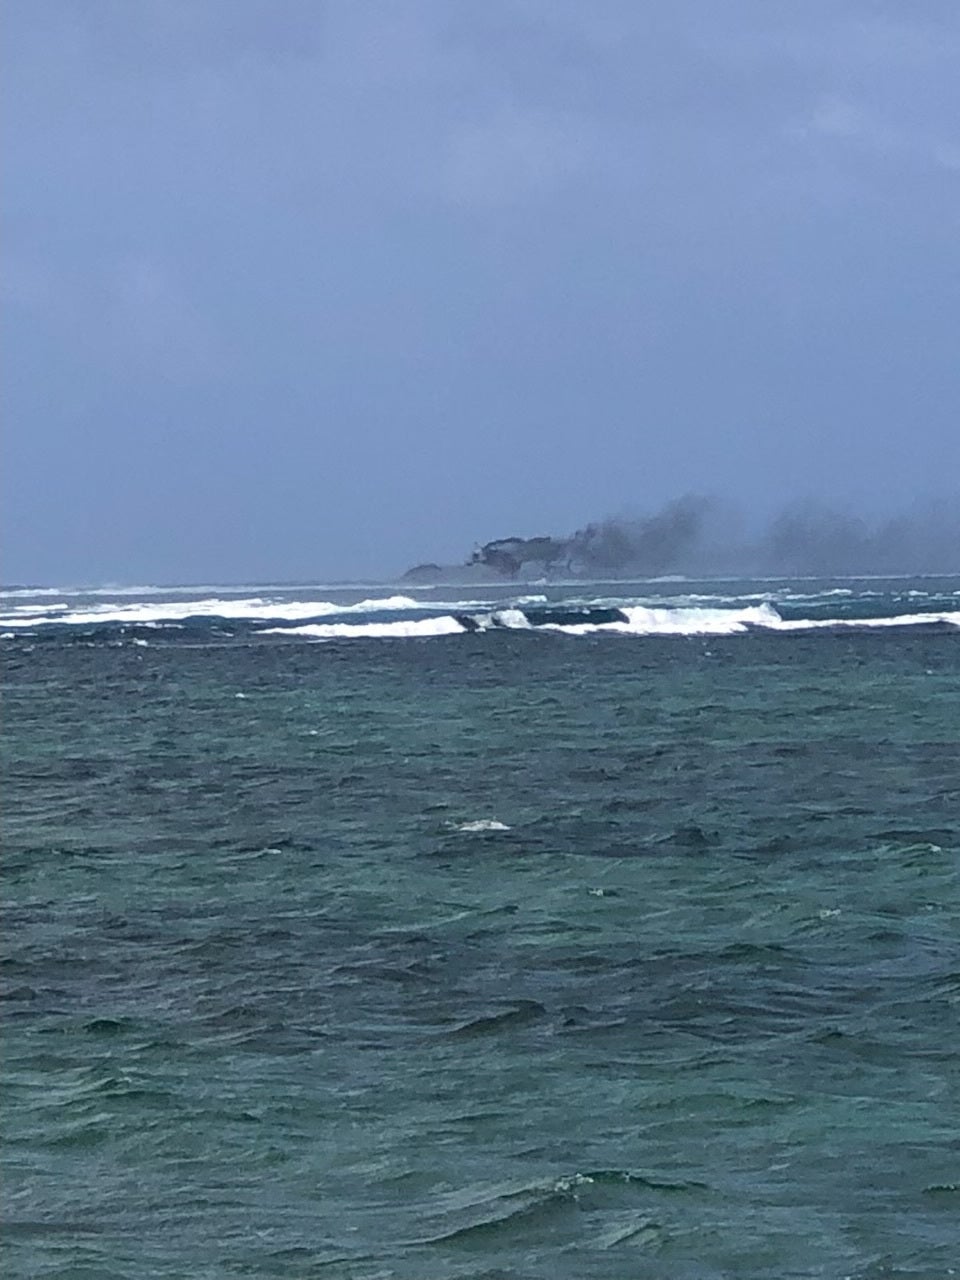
771 611 960 631
551 603 780 635
2 580 958 639
259 617 466 640
0 594 426 629
258 604 960 640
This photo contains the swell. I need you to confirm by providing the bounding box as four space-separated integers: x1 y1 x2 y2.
413 1170 677 1248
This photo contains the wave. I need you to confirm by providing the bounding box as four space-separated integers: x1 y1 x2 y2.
3 585 958 638
452 603 783 635
415 1169 672 1249
259 617 467 639
0 580 428 600
771 611 960 631
555 603 781 635
0 583 245 600
0 591 550 629
0 587 64 599
5 603 73 616
253 604 960 640
538 605 960 635
0 594 428 629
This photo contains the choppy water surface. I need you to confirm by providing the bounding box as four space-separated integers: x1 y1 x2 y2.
3 578 959 1278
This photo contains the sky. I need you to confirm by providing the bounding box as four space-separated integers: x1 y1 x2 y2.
3 0 959 584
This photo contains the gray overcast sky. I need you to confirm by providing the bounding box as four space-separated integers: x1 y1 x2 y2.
3 0 959 584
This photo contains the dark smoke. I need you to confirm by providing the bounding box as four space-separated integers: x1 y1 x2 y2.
572 496 711 575
467 495 960 577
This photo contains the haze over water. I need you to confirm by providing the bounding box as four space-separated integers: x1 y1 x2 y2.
3 1 960 583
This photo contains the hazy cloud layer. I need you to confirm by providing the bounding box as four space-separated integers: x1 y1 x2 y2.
3 1 958 582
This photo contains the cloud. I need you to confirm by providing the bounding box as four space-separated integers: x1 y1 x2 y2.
0 256 56 312
2 251 220 381
105 256 219 374
3 1 960 583
444 106 598 207
788 91 960 179
805 96 866 140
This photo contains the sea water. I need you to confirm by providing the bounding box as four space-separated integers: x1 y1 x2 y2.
2 577 959 1278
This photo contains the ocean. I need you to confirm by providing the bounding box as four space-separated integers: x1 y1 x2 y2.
2 576 959 1279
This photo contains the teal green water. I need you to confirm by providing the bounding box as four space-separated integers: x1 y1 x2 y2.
3 597 959 1278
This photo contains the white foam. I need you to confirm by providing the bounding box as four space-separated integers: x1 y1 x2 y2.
544 603 783 636
0 587 63 599
259 616 466 639
349 595 420 611
541 604 960 635
7 603 71 616
4 585 957 638
769 611 960 631
491 608 532 629
454 819 512 832
0 584 203 600
258 603 960 640
0 594 429 628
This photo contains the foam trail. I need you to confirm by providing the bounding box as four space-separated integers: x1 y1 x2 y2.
453 820 512 832
259 617 466 639
770 611 960 630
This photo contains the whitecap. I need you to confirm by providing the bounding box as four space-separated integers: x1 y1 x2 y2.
490 608 532 629
453 820 512 833
539 603 960 635
9 603 70 614
770 611 960 631
0 593 436 629
350 595 420 610
259 616 466 639
542 603 783 636
0 587 63 599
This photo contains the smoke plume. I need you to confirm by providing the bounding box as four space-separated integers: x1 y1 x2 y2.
468 495 960 578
